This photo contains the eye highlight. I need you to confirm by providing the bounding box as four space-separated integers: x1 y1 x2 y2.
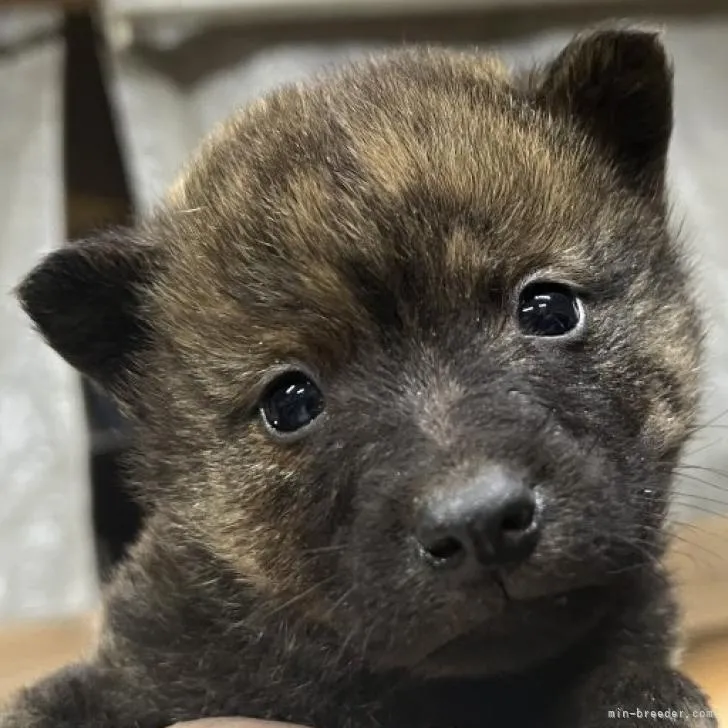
517 282 584 338
259 371 325 436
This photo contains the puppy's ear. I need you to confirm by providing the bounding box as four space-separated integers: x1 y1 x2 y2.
534 28 673 196
16 228 159 402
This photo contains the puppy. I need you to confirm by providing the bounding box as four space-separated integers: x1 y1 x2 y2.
2 27 717 728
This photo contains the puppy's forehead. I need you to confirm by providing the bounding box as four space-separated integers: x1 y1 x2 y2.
173 49 603 228
153 49 623 365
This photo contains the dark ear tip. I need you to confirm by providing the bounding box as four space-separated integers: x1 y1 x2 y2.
14 248 67 325
15 243 102 324
13 232 158 396
16 232 158 324
14 270 33 313
538 24 674 196
541 24 673 95
575 20 666 41
570 24 670 65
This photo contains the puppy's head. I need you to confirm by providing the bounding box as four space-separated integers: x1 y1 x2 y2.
18 30 701 676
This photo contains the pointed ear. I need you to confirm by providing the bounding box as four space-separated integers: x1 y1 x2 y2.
534 28 673 196
16 229 159 402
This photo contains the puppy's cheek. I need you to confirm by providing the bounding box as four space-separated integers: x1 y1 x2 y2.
635 303 701 456
517 477 638 586
198 442 328 594
339 516 475 626
642 394 694 457
338 494 438 606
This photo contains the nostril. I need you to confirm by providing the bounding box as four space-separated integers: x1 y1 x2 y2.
416 468 541 572
500 501 535 533
424 536 464 562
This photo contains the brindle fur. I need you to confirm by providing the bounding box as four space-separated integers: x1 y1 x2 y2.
2 27 717 728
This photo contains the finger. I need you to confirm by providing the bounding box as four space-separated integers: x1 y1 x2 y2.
170 719 310 728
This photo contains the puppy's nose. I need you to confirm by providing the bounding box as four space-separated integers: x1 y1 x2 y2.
415 466 540 571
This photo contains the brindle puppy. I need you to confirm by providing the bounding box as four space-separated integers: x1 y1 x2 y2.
2 27 717 728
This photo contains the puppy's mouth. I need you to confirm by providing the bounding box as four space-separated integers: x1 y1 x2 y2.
493 570 512 601
503 581 602 608
372 569 606 677
410 583 607 678
495 568 601 603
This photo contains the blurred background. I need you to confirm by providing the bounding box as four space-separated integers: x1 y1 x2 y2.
1 0 728 719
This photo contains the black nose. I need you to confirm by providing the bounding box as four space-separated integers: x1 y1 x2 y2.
416 466 540 571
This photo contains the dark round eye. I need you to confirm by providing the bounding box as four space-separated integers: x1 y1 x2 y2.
260 371 325 434
517 282 583 337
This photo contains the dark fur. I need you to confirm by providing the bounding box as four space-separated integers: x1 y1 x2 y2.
2 28 716 728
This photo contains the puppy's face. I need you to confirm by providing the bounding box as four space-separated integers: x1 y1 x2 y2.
19 31 701 676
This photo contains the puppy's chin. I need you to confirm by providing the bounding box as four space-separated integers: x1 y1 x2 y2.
376 584 608 680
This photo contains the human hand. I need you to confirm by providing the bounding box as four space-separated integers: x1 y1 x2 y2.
171 719 310 728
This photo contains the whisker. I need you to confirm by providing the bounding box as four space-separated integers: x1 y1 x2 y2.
670 489 728 508
683 437 725 458
253 575 337 622
688 424 728 434
674 472 728 493
668 517 728 541
667 500 728 520
359 619 379 661
301 545 347 556
603 534 664 576
665 529 727 564
691 407 728 431
320 586 354 623
678 463 728 480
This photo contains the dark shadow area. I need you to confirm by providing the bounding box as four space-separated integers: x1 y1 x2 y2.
64 8 144 580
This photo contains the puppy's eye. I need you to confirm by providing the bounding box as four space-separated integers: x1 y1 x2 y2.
517 282 583 337
260 372 325 434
